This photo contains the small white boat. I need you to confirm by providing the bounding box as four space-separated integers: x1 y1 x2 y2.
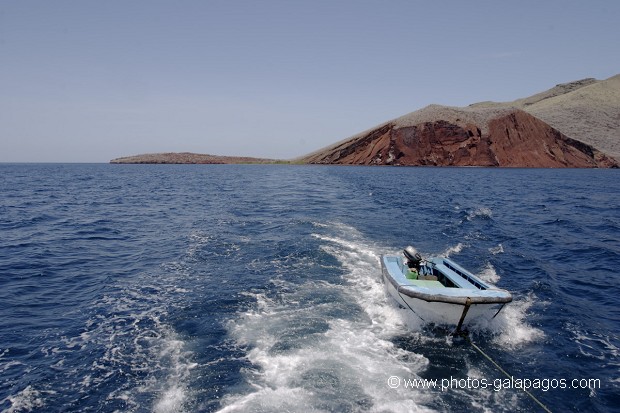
380 247 512 332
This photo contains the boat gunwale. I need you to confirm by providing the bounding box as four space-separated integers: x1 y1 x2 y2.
381 254 512 305
396 285 512 305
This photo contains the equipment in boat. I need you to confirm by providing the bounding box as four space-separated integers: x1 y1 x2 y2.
380 246 512 332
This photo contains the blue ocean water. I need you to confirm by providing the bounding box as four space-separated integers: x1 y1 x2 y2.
0 164 619 413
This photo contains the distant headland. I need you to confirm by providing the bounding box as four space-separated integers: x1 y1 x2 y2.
110 152 286 165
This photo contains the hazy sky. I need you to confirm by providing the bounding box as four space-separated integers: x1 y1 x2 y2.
1 0 619 162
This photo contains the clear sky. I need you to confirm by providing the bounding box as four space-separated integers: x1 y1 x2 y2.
1 0 619 162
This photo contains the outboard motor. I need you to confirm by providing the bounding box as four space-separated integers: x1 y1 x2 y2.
404 246 422 267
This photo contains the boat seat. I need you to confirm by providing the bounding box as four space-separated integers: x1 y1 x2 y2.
405 279 445 288
434 263 477 289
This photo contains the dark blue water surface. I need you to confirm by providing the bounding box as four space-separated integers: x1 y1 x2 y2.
1 164 619 413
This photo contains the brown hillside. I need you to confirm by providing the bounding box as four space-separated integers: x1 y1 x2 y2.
471 74 620 160
301 74 620 167
301 109 617 168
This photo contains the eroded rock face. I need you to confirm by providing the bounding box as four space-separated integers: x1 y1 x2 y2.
487 111 610 167
303 110 618 168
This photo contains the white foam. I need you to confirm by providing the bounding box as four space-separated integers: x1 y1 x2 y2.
39 259 198 412
442 242 466 257
152 334 196 413
489 244 504 255
3 386 46 413
218 222 437 412
466 207 493 221
477 262 500 284
569 325 620 370
472 294 545 349
153 385 188 413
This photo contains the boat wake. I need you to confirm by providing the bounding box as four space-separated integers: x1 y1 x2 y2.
217 222 436 412
217 223 544 412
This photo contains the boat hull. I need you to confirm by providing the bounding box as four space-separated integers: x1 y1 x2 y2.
381 254 511 327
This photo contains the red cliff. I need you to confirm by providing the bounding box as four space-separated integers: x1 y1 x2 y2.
301 109 617 168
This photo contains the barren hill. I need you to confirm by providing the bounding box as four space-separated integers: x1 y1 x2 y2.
300 75 620 168
472 74 620 160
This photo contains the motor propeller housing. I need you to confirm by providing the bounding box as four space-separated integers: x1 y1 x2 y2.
404 246 422 266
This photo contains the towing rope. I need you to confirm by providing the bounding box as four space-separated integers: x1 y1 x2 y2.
464 334 553 413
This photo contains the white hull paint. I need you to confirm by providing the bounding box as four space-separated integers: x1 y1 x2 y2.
381 252 511 329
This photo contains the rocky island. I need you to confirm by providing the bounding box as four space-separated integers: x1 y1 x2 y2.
112 74 620 168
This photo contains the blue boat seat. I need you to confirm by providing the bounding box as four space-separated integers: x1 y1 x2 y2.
434 263 477 289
